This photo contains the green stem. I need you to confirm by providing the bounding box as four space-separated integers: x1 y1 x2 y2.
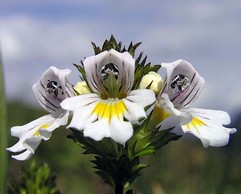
0 49 8 194
115 183 124 194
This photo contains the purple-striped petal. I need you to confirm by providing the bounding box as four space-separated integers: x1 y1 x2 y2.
161 60 205 109
33 66 74 113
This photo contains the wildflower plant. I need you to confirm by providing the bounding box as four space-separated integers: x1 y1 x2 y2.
7 36 236 194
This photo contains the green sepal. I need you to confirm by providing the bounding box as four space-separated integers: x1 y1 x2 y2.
127 42 142 57
73 62 86 81
128 115 182 159
67 129 116 157
91 155 148 191
132 51 161 90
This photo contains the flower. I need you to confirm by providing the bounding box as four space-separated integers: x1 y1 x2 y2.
7 66 74 160
139 71 163 95
61 49 156 145
155 59 236 147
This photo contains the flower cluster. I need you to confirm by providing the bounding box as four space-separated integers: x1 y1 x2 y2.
7 38 236 161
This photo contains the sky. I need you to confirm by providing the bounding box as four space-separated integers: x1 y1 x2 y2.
1 0 241 116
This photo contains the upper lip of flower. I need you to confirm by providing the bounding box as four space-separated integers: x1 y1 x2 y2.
33 66 74 113
84 49 135 99
160 59 205 109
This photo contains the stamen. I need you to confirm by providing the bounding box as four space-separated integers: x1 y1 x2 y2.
45 80 63 97
101 63 119 80
171 74 189 93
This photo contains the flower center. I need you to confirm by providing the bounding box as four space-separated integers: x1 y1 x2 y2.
92 100 127 123
101 63 124 99
45 80 64 97
101 63 119 80
171 74 189 93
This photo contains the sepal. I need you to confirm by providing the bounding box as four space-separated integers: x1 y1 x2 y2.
127 119 182 159
67 128 116 157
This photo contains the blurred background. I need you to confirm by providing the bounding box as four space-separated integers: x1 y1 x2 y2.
1 0 241 193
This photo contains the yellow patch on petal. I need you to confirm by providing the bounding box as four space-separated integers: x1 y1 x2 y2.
92 100 127 122
148 105 172 129
34 124 50 136
185 117 206 133
154 106 172 121
34 130 40 136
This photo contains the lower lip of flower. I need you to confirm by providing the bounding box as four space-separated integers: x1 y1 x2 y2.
92 100 127 122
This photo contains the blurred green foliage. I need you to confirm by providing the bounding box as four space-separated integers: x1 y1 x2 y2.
6 101 241 194
8 160 60 194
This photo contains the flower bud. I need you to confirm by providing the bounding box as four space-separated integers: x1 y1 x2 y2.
74 81 91 95
139 71 163 95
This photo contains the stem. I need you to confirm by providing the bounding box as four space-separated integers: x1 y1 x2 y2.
115 183 124 194
0 47 8 194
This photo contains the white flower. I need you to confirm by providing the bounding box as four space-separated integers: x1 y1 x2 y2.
7 66 74 160
156 59 236 147
61 49 156 145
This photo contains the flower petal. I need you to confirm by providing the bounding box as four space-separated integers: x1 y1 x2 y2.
7 141 25 153
157 94 192 125
67 102 98 130
110 49 135 93
33 66 74 113
109 117 133 145
61 93 100 111
84 119 110 141
84 49 135 95
11 149 33 161
127 89 156 108
182 108 236 147
122 99 147 124
161 60 205 108
7 113 66 160
10 114 56 137
120 89 156 124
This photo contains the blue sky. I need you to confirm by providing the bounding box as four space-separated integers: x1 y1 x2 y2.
1 0 241 116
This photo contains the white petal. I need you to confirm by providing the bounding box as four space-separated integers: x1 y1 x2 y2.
11 150 33 161
61 93 99 111
8 113 66 160
84 51 109 93
186 108 231 125
161 60 205 108
84 49 135 94
23 136 42 153
109 117 133 145
84 119 110 141
122 99 147 124
109 49 135 92
67 102 98 130
127 89 156 108
182 108 236 147
32 66 73 113
7 141 25 152
10 114 56 137
157 94 192 125
39 111 69 136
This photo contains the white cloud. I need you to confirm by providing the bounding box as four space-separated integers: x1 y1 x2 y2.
1 0 241 115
